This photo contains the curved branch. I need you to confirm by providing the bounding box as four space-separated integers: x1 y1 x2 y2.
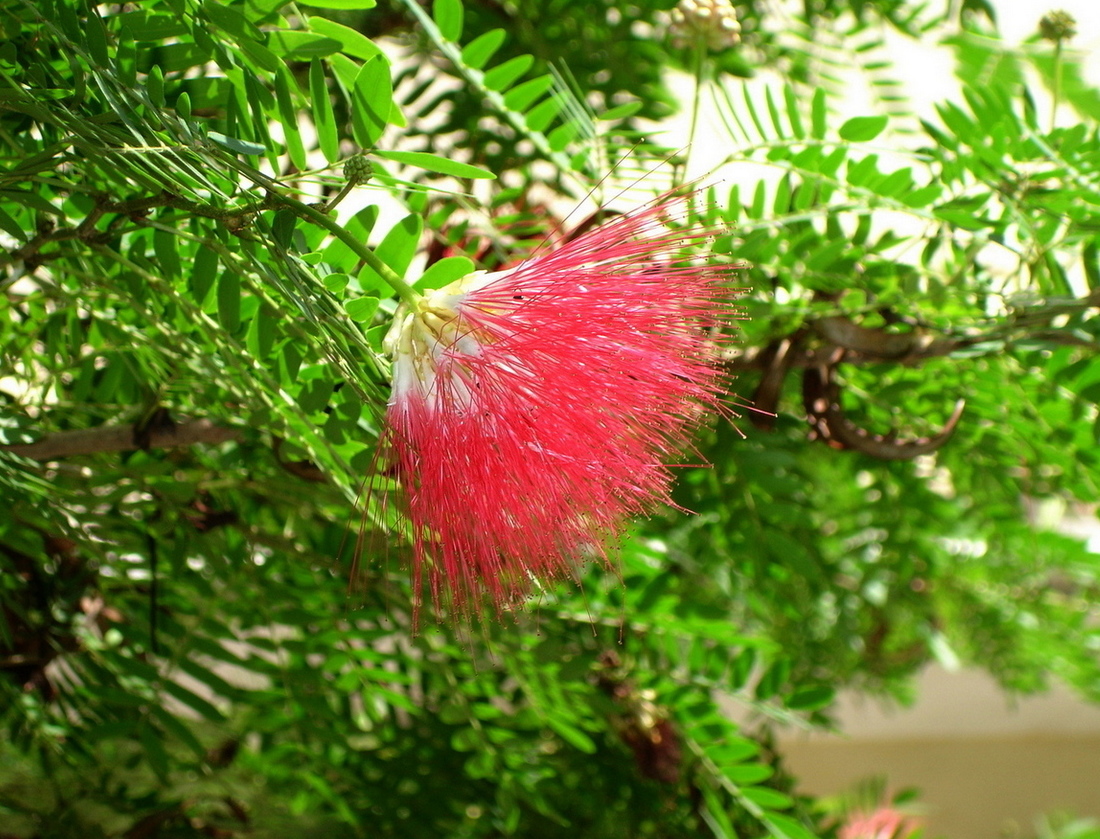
803 362 964 460
748 334 800 430
813 316 931 359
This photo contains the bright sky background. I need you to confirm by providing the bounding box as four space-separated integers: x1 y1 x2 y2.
997 0 1100 58
898 0 1100 117
669 0 1100 179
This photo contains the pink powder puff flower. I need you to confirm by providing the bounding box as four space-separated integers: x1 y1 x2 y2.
378 190 739 613
839 807 922 839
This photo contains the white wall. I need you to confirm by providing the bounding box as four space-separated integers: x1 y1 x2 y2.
778 666 1100 837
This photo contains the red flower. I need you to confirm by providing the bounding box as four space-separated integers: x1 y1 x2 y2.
378 191 739 613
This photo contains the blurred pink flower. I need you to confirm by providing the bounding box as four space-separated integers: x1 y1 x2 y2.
379 191 738 612
840 807 922 839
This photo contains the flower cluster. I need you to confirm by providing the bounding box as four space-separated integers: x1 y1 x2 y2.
378 192 738 613
670 0 741 51
1039 10 1076 43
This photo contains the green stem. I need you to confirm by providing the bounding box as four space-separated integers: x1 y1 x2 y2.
210 150 424 308
322 177 358 214
1051 39 1063 132
278 194 422 309
687 41 706 164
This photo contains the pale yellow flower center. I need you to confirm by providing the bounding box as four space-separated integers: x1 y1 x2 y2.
383 270 502 410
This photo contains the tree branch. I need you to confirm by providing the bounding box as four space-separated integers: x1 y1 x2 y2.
2 192 275 270
726 307 1100 375
2 418 239 461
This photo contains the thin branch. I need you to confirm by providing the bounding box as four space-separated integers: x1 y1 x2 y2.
2 192 272 270
2 418 239 461
727 291 1100 374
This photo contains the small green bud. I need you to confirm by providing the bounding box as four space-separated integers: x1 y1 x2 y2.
1039 10 1076 43
342 155 373 184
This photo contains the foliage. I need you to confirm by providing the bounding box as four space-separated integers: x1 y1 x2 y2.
2 0 1100 836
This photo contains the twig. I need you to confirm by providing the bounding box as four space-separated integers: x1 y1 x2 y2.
2 418 238 461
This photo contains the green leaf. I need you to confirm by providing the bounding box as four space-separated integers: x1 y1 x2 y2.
56 1 83 43
810 87 826 139
525 97 561 132
310 59 340 164
433 0 464 42
147 64 165 107
545 715 596 754
249 306 276 358
322 205 379 270
327 51 360 91
484 54 534 92
786 685 834 710
372 150 495 179
217 270 241 332
900 183 942 208
461 28 505 70
117 27 138 87
764 86 786 139
208 131 266 156
548 122 578 151
296 0 376 8
754 658 789 699
272 209 297 250
115 10 188 41
85 9 109 66
239 37 281 73
309 17 384 61
190 248 219 305
280 341 303 381
722 762 774 784
599 100 642 122
267 30 342 58
323 273 351 293
274 66 308 171
351 57 391 148
783 85 803 138
415 256 475 291
707 737 760 764
765 813 818 839
153 229 182 279
504 75 555 112
838 115 888 142
742 84 766 140
933 205 988 231
700 787 737 839
0 205 25 241
203 0 263 41
740 787 794 810
1084 241 1100 290
148 706 206 759
160 678 226 721
360 213 423 292
773 174 791 213
345 295 380 322
141 726 170 780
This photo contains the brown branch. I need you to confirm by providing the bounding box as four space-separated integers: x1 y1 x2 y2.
729 290 1100 375
803 361 965 460
727 337 962 374
2 418 239 461
748 334 801 430
3 191 274 269
813 315 933 359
